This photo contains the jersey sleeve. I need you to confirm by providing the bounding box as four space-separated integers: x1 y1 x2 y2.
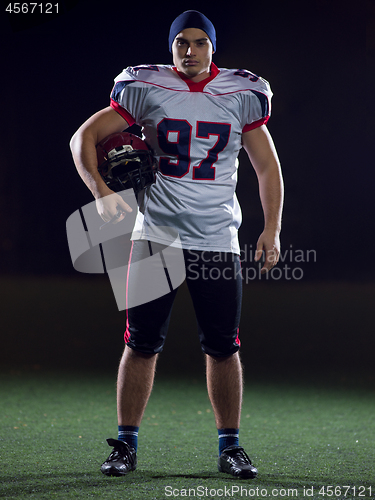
241 77 273 133
110 67 149 126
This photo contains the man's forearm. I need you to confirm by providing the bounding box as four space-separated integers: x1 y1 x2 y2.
257 163 284 234
70 129 111 200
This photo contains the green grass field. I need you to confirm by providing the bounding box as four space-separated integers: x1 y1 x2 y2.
0 277 374 498
0 369 374 500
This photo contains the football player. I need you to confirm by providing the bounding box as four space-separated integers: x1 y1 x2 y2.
70 10 284 479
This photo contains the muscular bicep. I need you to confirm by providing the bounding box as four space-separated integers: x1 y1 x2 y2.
242 125 280 176
71 106 129 146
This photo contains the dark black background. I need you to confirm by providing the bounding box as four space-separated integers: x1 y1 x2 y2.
0 1 372 376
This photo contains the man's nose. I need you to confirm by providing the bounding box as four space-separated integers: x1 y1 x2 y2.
186 45 195 56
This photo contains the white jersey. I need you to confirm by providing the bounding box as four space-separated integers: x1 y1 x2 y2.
110 63 272 254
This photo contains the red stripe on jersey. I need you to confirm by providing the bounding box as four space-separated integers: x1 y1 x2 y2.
242 115 269 133
110 99 136 126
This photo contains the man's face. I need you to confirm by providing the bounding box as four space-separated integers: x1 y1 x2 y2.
172 28 214 82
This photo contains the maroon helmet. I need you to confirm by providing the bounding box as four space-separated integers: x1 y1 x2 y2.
96 132 156 195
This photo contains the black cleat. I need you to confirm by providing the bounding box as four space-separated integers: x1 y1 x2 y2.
101 438 137 476
218 445 258 479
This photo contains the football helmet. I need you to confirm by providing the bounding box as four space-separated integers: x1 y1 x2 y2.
96 132 156 195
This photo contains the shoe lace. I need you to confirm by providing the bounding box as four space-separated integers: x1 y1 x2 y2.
231 447 252 465
109 443 136 467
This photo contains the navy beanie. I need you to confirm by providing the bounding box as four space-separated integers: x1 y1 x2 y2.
168 10 216 53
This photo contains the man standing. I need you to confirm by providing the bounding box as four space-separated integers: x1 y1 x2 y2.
70 10 283 479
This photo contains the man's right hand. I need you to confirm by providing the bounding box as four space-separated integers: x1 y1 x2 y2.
95 190 133 224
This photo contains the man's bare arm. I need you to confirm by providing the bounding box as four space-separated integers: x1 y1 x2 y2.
242 125 284 273
70 106 133 222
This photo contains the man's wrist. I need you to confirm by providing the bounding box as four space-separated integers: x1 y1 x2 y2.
91 176 113 200
263 225 281 234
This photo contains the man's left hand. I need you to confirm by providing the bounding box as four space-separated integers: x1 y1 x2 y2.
255 229 280 274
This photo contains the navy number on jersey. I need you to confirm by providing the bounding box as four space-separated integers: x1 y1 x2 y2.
157 119 231 180
157 119 192 178
234 69 259 82
194 122 231 180
132 65 159 72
